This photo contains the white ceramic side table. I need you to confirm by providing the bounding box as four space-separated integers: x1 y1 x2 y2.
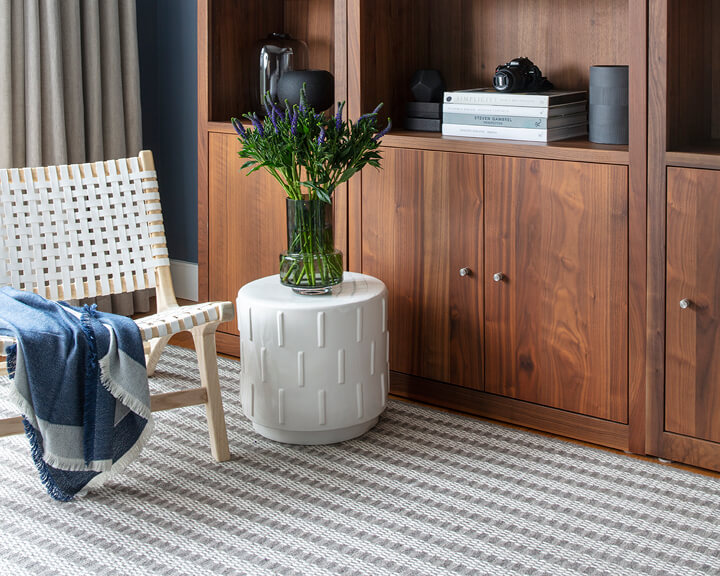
236 272 389 444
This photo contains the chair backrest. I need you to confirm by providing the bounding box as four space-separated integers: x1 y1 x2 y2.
0 151 170 301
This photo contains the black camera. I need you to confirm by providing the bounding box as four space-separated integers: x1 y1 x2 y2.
492 57 553 92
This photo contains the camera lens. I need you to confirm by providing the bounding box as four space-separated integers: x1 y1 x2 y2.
493 69 518 92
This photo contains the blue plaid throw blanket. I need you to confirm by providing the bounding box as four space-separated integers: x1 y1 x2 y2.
0 286 153 501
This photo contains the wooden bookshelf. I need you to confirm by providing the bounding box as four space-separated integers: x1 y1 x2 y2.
197 1 720 473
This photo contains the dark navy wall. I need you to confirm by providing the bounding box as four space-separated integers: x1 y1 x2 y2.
137 0 198 263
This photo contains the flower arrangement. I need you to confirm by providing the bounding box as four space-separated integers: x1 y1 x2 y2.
231 90 391 292
231 90 391 203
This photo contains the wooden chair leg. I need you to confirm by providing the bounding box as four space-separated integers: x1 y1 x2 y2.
190 322 231 462
145 336 171 376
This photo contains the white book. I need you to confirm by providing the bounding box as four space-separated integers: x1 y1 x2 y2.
441 122 589 142
442 101 587 118
442 111 587 129
444 88 587 107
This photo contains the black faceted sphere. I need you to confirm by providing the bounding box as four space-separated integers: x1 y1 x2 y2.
278 70 335 112
409 69 446 102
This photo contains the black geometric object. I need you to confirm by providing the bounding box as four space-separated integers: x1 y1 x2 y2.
404 116 441 132
406 102 442 119
277 69 335 112
409 69 446 103
589 65 629 145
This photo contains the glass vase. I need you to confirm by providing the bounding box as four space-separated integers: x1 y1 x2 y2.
280 197 343 294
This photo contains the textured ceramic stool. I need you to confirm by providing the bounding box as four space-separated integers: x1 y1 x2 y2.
236 272 389 444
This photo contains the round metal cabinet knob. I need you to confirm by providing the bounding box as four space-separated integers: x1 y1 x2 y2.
459 267 471 277
493 272 505 283
679 298 691 309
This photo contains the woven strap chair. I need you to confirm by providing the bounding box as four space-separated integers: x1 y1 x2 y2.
0 151 233 462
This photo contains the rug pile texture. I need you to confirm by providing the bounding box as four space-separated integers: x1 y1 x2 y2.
1 345 719 575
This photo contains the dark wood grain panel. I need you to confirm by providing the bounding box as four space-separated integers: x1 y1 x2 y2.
215 331 240 358
658 432 720 473
626 0 647 454
665 167 720 443
484 156 628 422
198 0 210 301
713 1 720 140
284 0 335 74
389 371 630 452
361 148 483 389
666 0 713 150
208 133 287 336
646 0 669 457
209 0 283 122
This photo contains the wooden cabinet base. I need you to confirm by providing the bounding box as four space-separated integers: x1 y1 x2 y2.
216 331 240 358
650 432 720 474
389 371 630 452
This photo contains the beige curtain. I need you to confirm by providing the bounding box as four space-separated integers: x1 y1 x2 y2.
0 0 149 315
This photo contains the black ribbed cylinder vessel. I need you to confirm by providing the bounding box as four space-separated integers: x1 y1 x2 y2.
589 65 629 145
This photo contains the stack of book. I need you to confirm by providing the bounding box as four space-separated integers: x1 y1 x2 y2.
441 89 588 142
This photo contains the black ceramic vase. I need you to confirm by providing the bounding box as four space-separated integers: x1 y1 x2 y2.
278 70 335 111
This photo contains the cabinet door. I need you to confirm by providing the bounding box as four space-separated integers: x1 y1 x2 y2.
208 132 286 335
666 167 720 443
361 148 483 389
484 156 628 422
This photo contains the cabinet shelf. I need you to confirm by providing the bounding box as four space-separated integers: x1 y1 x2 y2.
666 141 720 171
382 131 629 165
207 122 629 165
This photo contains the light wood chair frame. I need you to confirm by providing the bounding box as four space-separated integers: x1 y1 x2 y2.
0 151 232 462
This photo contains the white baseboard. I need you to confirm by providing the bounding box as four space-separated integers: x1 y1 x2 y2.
170 259 198 302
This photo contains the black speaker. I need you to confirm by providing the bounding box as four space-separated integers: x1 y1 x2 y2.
589 65 629 145
277 69 335 112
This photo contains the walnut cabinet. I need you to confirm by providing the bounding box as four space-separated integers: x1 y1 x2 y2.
359 150 632 436
199 0 720 471
646 0 720 471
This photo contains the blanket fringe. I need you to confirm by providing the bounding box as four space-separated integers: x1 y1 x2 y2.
84 418 155 492
98 355 153 421
22 418 75 502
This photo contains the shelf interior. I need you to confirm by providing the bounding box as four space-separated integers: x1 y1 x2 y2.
666 0 720 153
357 0 630 124
209 0 335 123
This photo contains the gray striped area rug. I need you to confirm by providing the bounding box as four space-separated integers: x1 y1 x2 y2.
1 345 719 576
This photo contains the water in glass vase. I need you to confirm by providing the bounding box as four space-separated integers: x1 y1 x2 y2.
280 197 343 294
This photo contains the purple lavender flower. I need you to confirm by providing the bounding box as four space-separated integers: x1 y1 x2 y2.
358 102 384 124
317 127 326 146
231 117 247 138
251 114 264 137
334 102 344 132
373 118 392 141
270 108 279 133
290 109 298 136
270 100 285 121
